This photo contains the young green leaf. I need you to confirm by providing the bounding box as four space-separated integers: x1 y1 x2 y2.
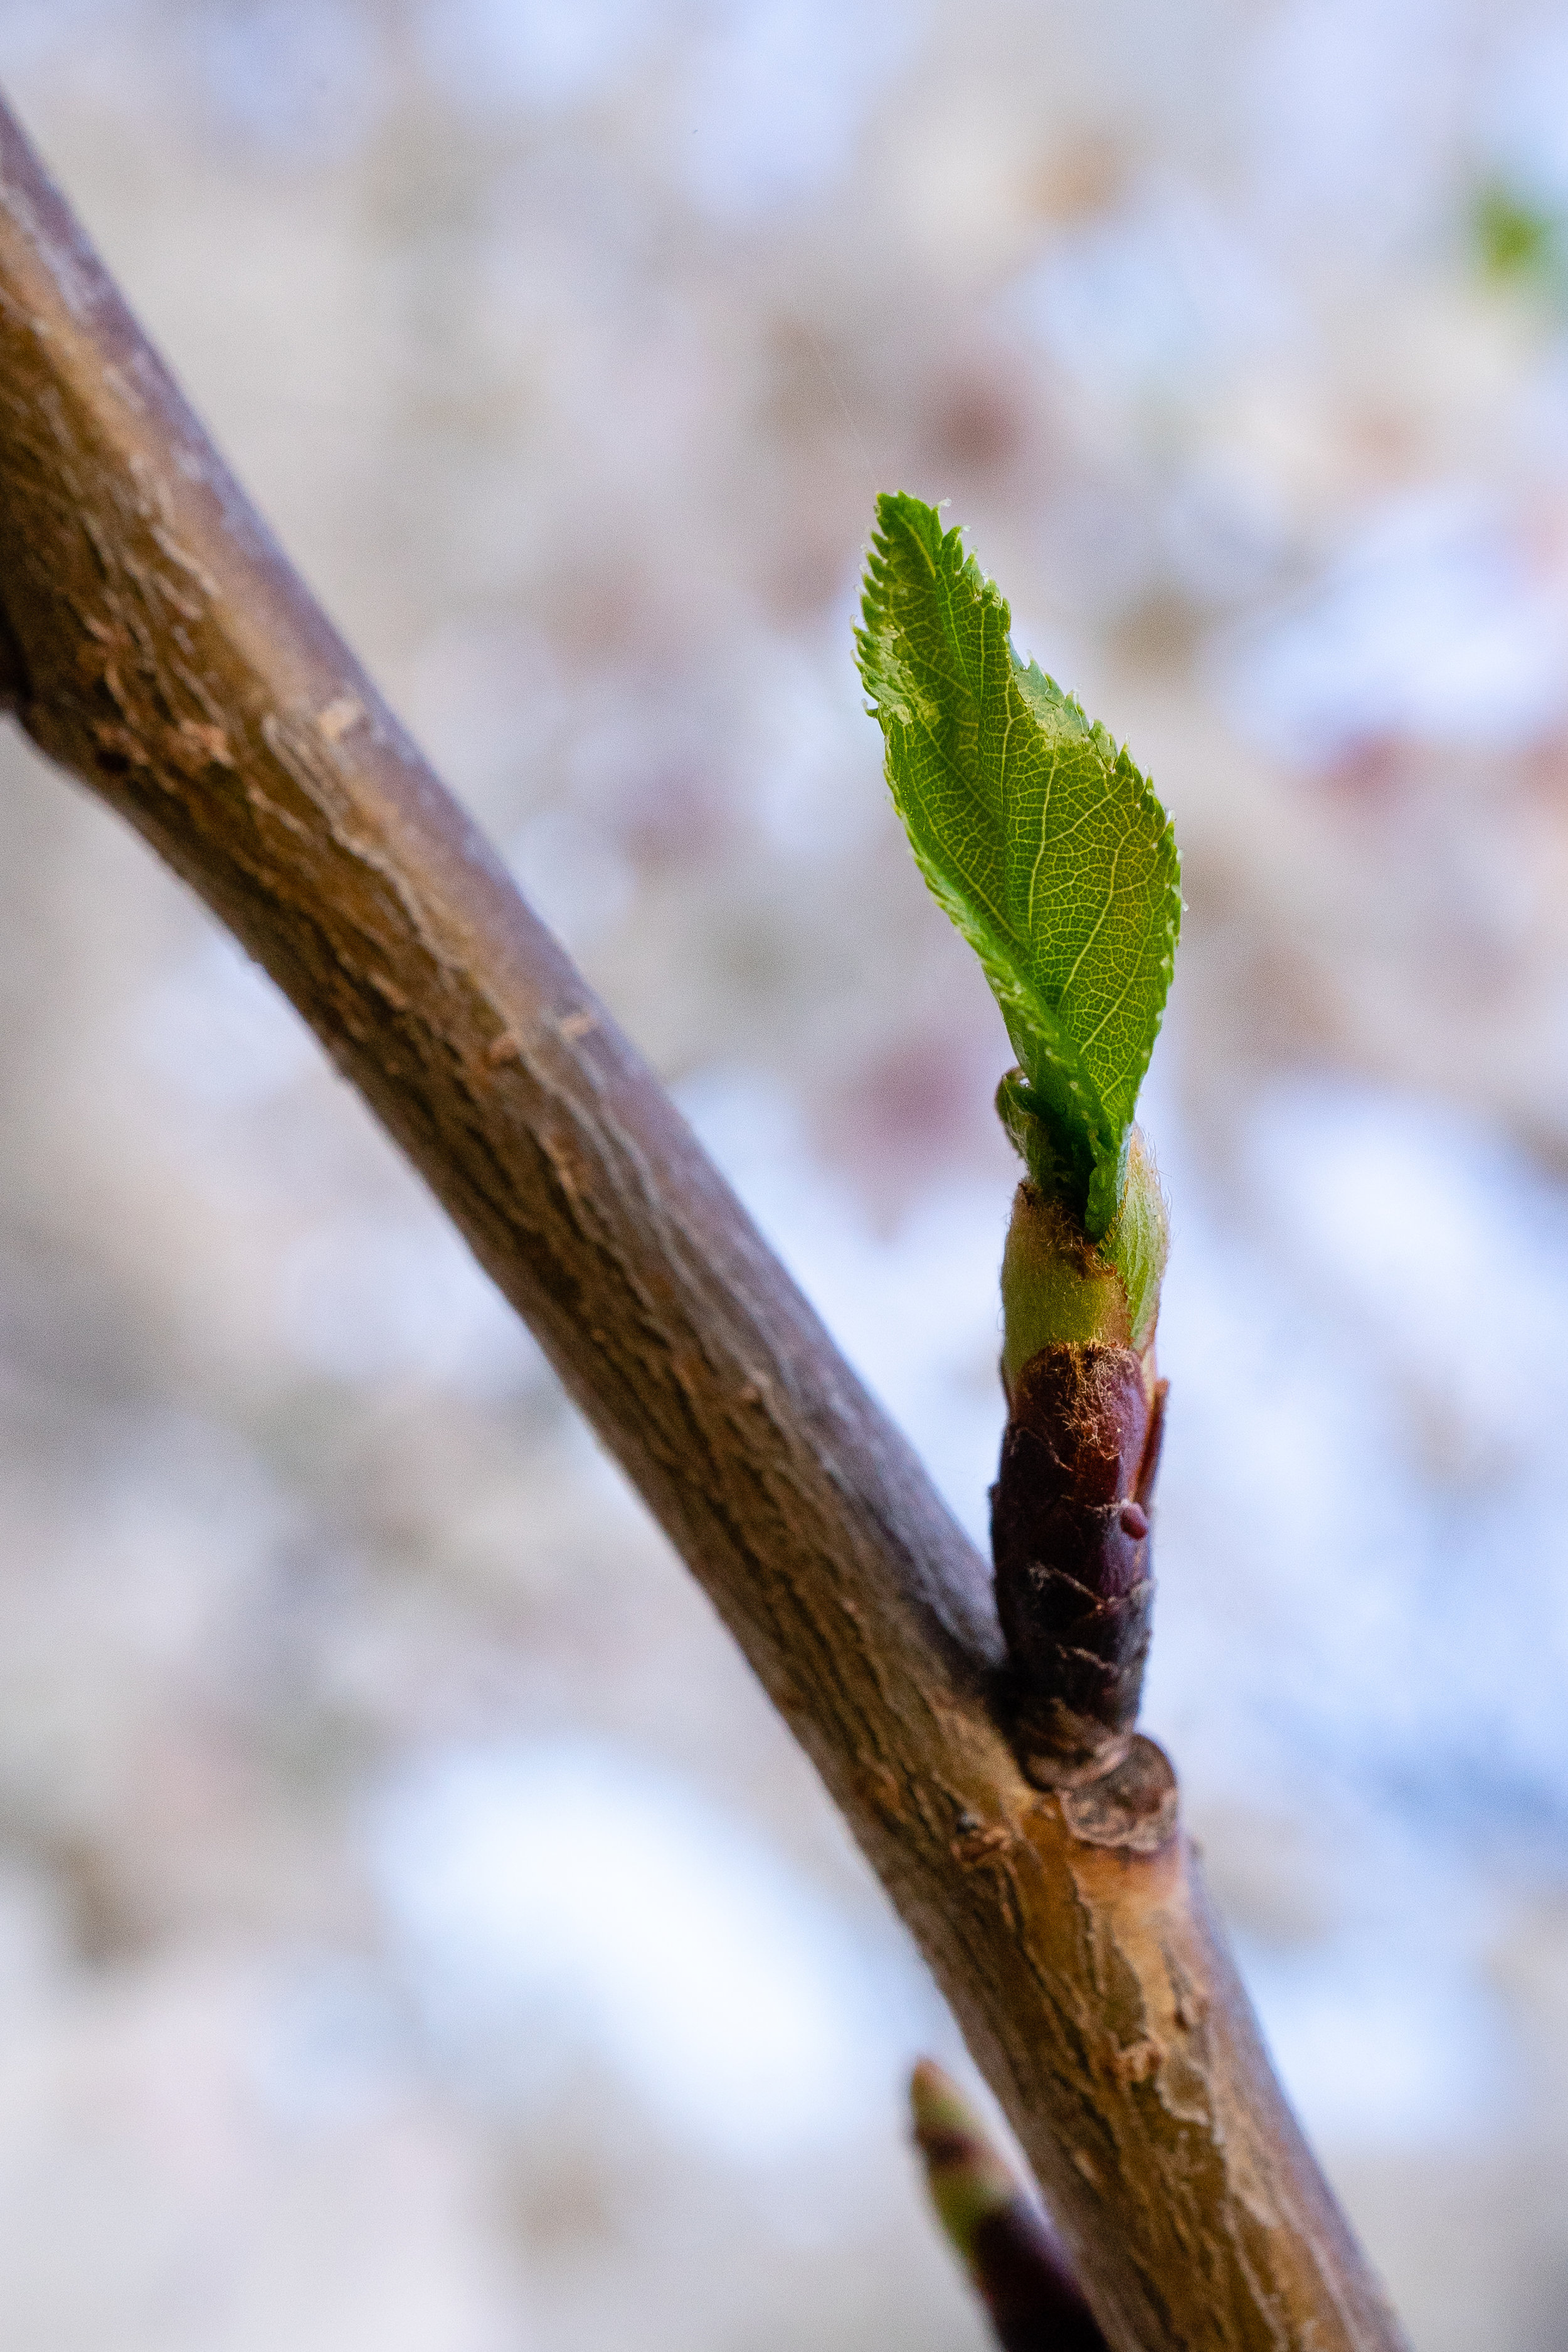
857 492 1180 1238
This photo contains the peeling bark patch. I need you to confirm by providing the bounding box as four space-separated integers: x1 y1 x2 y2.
317 692 364 741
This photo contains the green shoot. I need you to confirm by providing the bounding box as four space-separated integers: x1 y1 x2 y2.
856 492 1180 1245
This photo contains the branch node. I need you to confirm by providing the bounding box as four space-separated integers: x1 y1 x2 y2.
1058 1736 1179 1857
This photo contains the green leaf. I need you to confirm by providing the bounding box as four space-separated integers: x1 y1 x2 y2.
856 491 1181 1238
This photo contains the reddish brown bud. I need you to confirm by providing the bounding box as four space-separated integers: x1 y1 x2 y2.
910 2060 1108 2352
991 1345 1167 1786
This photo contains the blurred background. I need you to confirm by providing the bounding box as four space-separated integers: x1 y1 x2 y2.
0 0 1565 2343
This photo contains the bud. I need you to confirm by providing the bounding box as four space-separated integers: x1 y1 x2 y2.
997 1112 1168 1392
909 2060 1107 2352
991 1102 1170 1788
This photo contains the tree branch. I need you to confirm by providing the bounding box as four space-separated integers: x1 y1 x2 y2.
0 93 1406 2352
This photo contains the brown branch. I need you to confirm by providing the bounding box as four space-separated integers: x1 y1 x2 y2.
0 93 1407 2352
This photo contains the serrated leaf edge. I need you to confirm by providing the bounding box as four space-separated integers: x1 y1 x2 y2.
857 492 1182 1237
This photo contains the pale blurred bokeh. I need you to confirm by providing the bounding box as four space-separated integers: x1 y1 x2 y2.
2 1 1568 2344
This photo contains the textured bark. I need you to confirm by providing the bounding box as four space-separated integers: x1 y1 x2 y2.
0 94 1408 2352
993 1348 1166 1786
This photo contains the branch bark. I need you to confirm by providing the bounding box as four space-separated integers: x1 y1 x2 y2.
0 95 1407 2352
